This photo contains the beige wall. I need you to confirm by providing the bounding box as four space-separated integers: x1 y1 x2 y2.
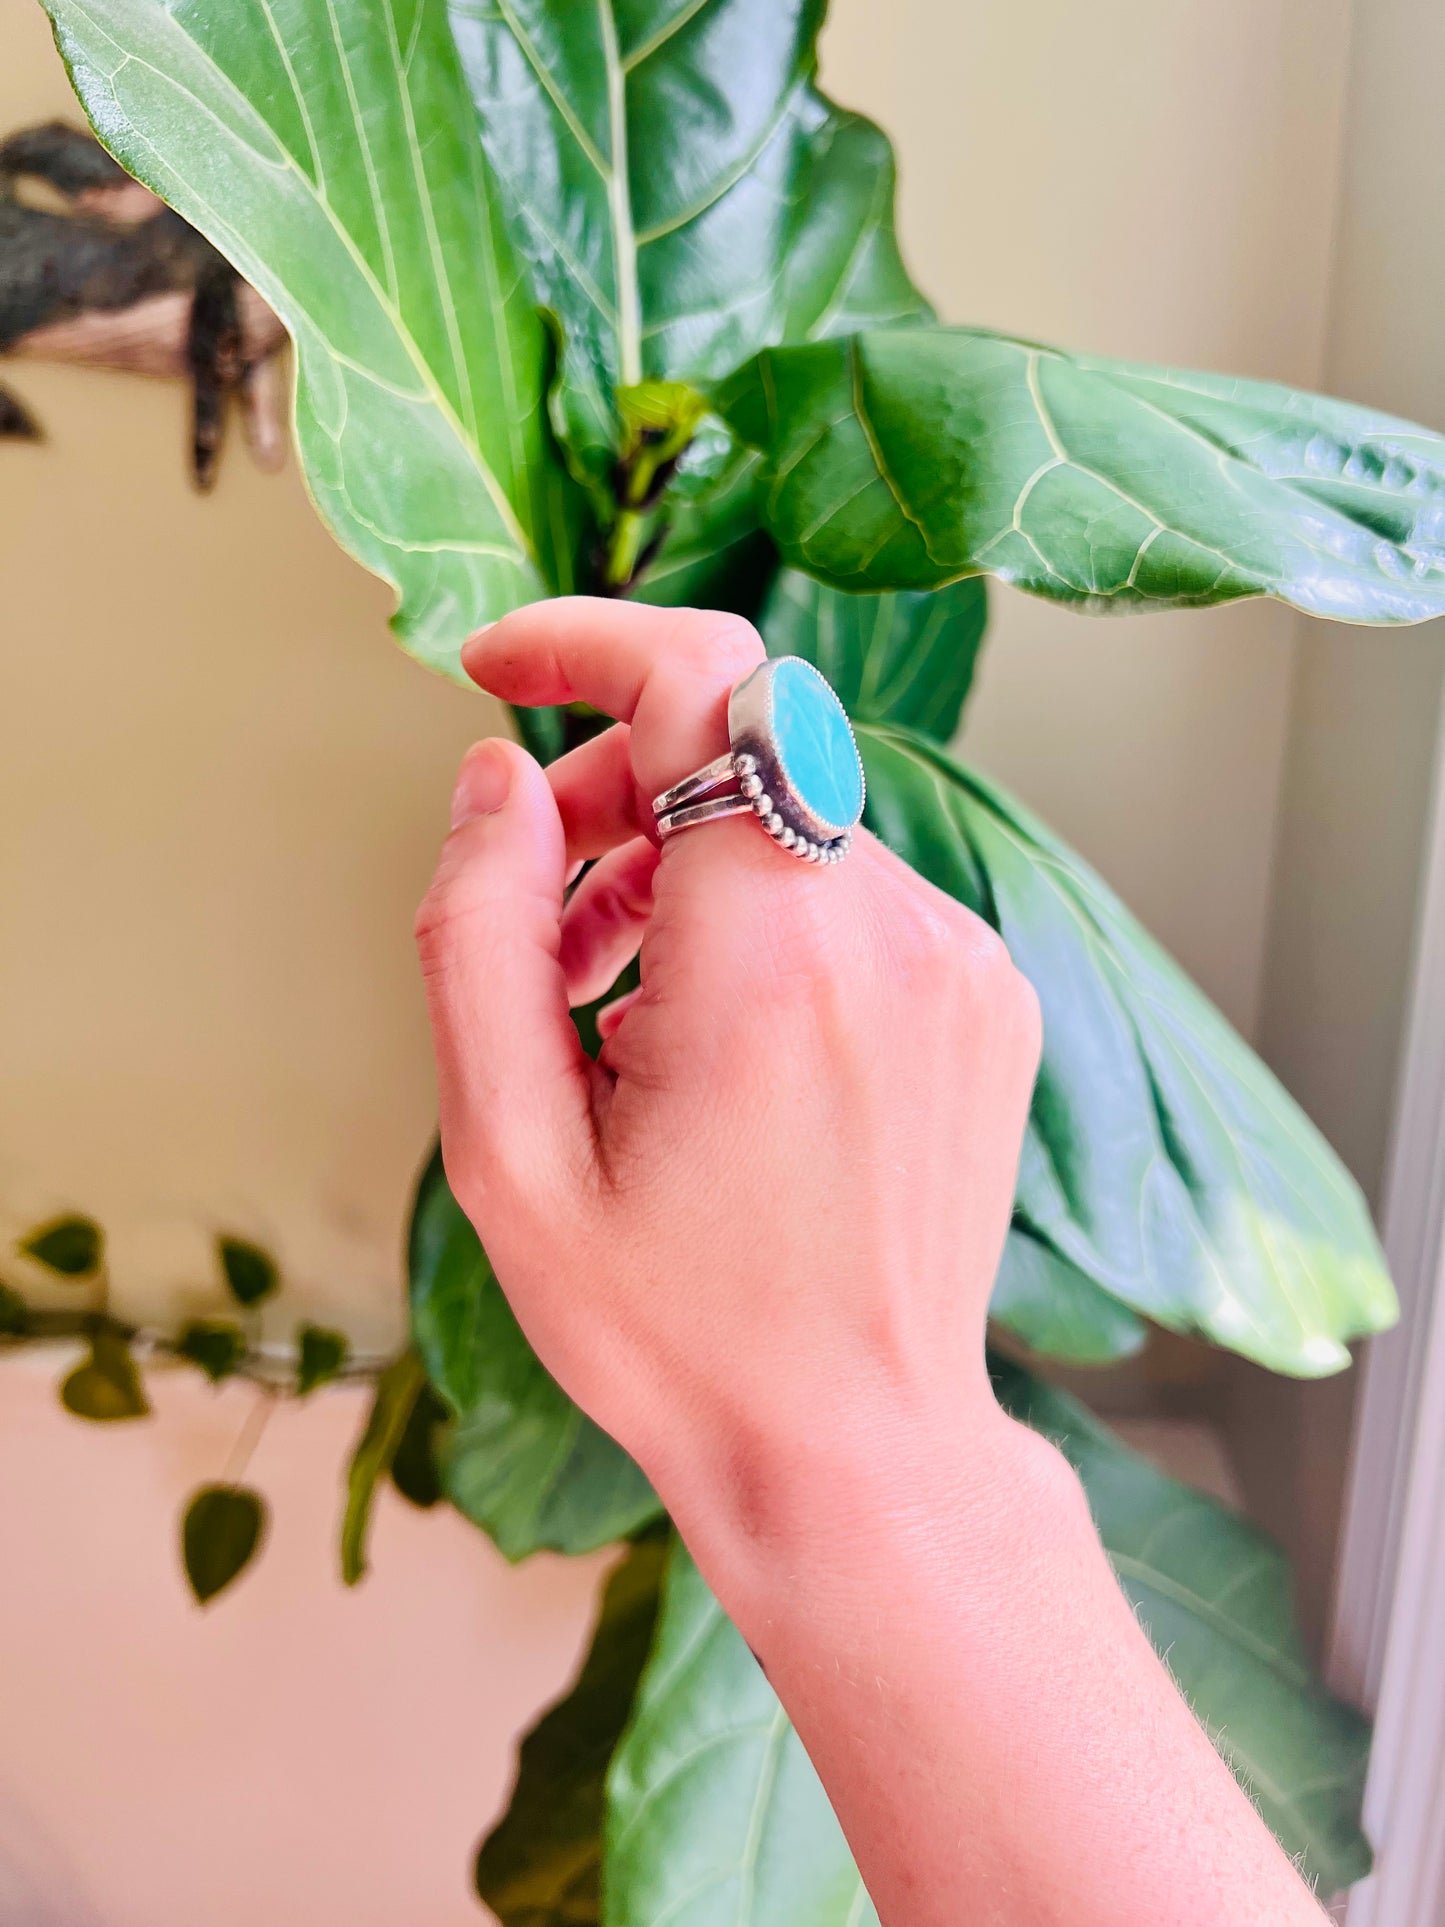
0 1 1375 1920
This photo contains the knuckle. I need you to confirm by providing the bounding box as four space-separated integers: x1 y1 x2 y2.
681 614 765 683
596 866 654 926
586 881 630 933
413 868 470 963
887 890 992 987
917 920 969 991
884 885 1035 1030
965 932 1039 1050
413 850 499 978
413 881 453 964
958 908 1011 974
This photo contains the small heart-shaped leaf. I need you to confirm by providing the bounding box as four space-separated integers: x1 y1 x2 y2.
296 1323 348 1396
182 1484 266 1605
217 1236 277 1308
176 1320 246 1384
60 1327 149 1422
21 1214 102 1278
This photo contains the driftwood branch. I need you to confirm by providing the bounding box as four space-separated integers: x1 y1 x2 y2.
0 120 287 488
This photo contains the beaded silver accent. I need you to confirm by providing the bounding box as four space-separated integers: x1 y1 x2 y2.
651 664 861 865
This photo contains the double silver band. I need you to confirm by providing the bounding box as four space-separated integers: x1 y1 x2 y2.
652 751 740 827
652 747 854 864
655 794 756 838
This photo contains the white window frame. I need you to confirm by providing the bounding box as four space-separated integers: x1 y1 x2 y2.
1330 713 1445 1924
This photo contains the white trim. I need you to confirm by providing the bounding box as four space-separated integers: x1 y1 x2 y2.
1331 687 1445 1922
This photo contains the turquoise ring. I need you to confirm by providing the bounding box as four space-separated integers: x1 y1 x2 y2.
651 657 865 865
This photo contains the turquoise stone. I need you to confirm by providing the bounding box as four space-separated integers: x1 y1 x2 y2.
770 658 864 830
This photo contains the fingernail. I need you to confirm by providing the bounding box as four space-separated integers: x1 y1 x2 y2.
451 740 512 827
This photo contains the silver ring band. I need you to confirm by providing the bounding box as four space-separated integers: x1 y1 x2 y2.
656 794 756 838
652 751 738 819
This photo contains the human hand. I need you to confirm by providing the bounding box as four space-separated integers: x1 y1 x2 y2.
416 599 1041 1581
419 600 1329 1927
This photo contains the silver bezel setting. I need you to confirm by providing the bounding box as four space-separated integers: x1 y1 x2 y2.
652 657 864 864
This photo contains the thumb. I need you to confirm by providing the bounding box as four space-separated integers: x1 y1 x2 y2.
415 737 597 1224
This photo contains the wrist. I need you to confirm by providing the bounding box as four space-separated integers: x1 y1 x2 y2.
657 1370 1079 1655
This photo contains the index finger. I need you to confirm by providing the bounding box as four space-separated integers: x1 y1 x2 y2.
462 599 765 798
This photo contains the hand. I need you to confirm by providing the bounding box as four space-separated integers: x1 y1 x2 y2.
418 600 1329 1927
416 598 1041 1578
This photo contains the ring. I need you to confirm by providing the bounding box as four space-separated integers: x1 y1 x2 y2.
652 656 865 864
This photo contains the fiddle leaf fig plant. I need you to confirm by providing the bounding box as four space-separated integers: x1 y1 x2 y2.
40 0 1445 1909
715 332 1445 617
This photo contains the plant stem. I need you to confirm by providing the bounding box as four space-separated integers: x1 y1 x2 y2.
0 1310 391 1387
604 507 646 591
222 1386 275 1482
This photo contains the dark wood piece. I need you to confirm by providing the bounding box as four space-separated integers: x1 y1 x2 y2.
0 120 286 487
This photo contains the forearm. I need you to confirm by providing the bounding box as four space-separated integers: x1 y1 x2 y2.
670 1398 1327 1927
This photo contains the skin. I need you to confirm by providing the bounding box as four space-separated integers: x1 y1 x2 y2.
416 598 1328 1927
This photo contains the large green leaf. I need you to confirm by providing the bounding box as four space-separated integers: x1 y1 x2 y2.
605 1536 879 1927
449 0 927 479
477 1531 669 1926
991 1227 1146 1364
759 569 987 742
717 328 1445 621
47 0 581 674
601 1384 1371 1920
448 0 926 606
860 723 1396 1375
992 1359 1373 1892
408 1150 661 1559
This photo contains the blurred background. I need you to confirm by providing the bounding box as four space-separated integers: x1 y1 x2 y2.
2 0 1441 1920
